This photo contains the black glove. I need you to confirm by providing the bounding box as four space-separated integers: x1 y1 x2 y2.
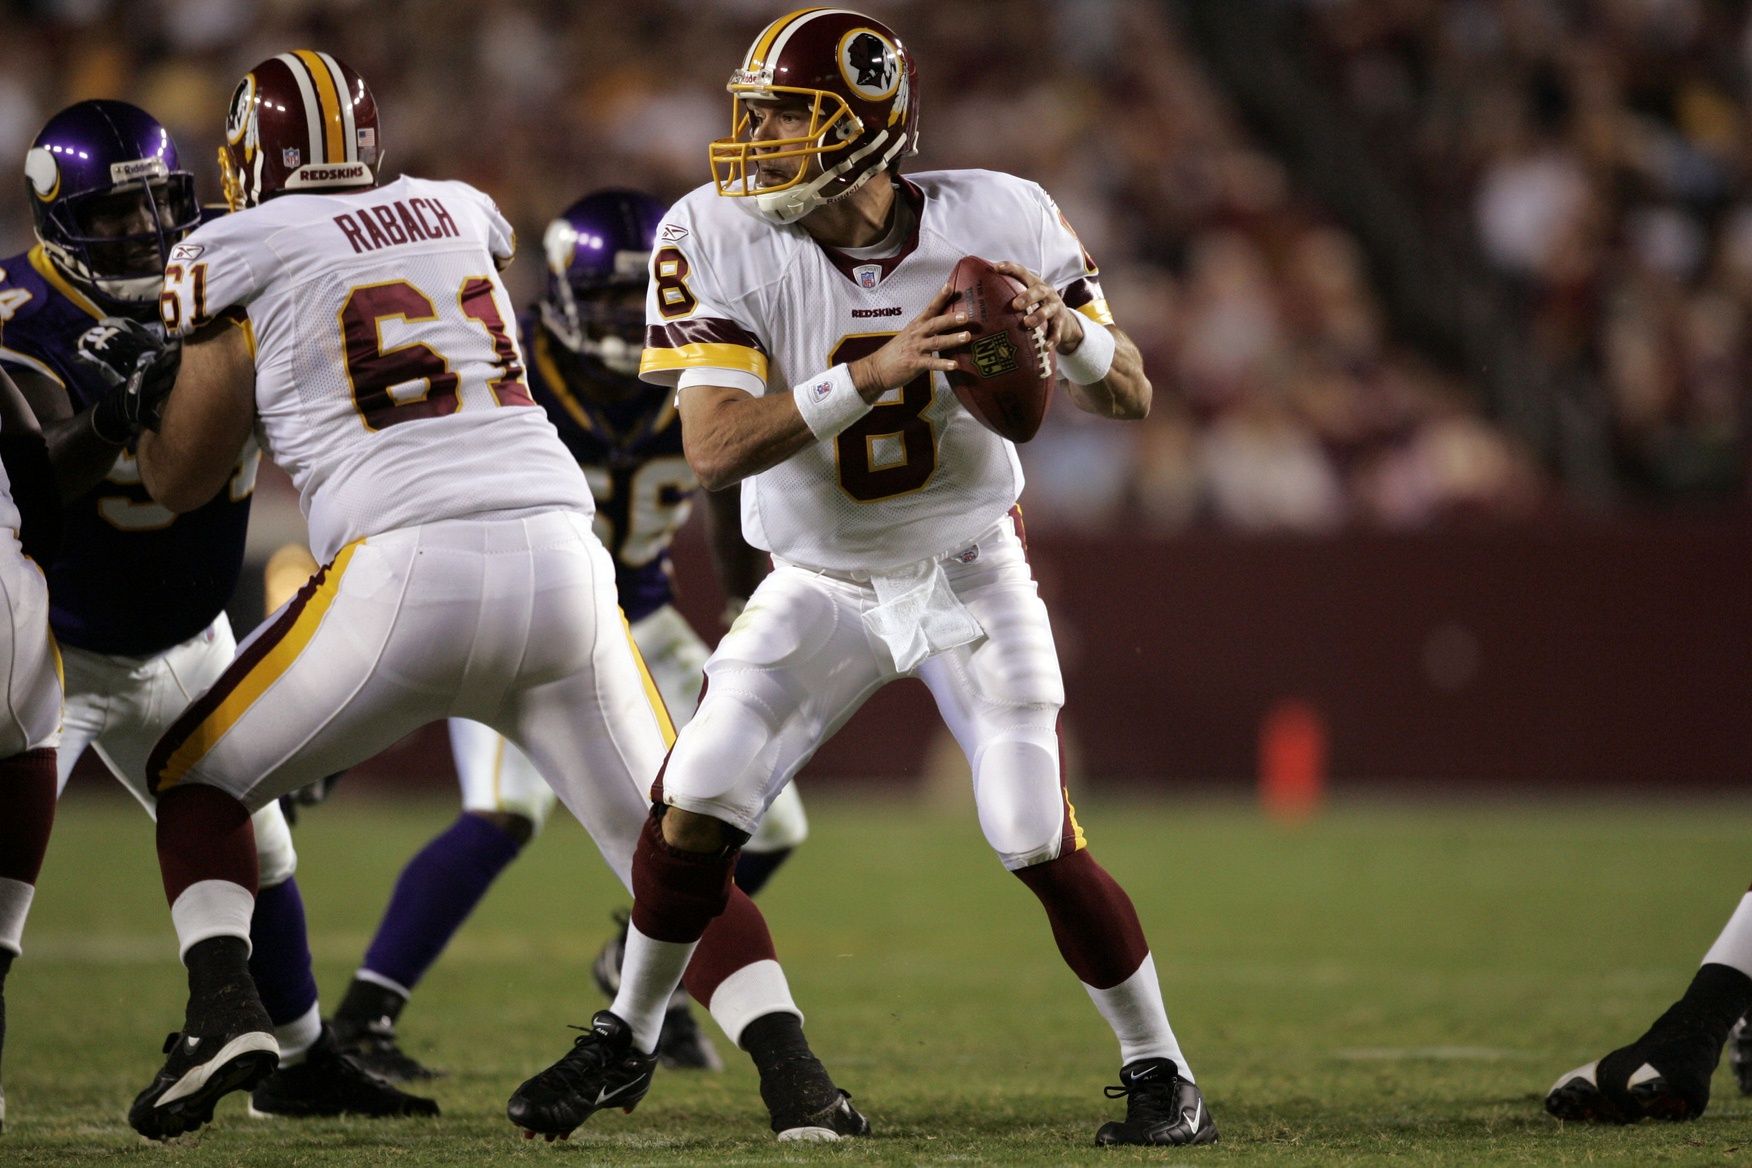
75 317 181 443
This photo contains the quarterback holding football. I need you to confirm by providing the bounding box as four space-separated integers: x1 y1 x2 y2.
516 5 1217 1148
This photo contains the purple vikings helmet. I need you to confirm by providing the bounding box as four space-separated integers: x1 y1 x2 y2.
539 189 667 376
24 100 200 305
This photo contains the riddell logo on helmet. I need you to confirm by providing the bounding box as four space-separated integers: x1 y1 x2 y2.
109 158 168 183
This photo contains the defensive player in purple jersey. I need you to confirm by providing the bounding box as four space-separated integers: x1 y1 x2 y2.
0 100 432 1124
327 189 811 1081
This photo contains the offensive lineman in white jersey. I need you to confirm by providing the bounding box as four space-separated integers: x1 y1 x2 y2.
531 7 1217 1148
108 50 862 1144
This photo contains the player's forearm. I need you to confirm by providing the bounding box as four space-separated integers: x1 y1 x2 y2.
7 364 122 497
137 426 231 512
683 390 819 491
1064 326 1150 420
40 408 128 498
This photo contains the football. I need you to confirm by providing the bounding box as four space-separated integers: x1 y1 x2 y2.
944 255 1056 443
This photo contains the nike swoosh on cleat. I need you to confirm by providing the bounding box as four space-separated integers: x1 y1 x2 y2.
593 1076 646 1106
1184 1098 1202 1133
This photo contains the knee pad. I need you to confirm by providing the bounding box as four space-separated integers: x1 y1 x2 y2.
971 706 1067 870
252 800 299 887
661 673 790 834
630 812 736 943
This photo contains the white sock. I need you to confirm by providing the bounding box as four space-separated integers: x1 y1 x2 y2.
275 1002 323 1063
169 879 255 961
1083 953 1192 1079
703 959 800 1048
0 877 35 956
611 921 696 1053
354 968 413 999
1702 891 1752 977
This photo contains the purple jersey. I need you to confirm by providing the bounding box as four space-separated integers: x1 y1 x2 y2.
521 312 696 622
0 245 255 655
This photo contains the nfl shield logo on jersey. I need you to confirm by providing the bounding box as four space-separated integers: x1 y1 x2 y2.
282 146 302 169
854 264 881 289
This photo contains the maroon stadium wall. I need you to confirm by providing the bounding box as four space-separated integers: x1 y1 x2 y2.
79 519 1735 798
670 517 1752 790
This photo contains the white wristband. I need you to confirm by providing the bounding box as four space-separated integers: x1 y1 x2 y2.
1058 319 1116 385
792 363 870 440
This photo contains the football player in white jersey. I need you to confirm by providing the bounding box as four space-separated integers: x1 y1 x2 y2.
566 7 1217 1148
327 190 809 1082
111 50 862 1144
0 362 63 1136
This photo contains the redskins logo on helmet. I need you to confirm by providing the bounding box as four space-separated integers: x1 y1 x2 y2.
711 7 920 225
219 50 382 211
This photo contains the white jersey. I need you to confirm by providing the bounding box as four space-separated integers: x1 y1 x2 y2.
640 169 1112 572
162 175 592 561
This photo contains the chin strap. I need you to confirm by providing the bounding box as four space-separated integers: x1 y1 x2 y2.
752 131 905 225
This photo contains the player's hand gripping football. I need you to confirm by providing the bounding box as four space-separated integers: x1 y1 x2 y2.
848 284 973 400
990 261 1085 354
75 316 182 443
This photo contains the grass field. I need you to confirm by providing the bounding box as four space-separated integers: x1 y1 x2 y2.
5 788 1752 1166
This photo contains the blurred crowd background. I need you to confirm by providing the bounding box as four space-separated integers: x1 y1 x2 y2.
1 0 1748 537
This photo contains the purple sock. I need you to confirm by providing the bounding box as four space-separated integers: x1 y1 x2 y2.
361 812 525 991
250 876 319 1027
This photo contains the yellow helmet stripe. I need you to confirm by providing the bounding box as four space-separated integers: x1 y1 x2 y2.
274 52 324 163
748 6 830 67
293 49 346 163
313 50 358 162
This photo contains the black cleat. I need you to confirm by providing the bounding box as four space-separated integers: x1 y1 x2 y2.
760 1049 870 1142
331 1012 442 1083
1730 1013 1752 1096
1094 1058 1218 1147
656 1000 723 1072
772 1088 870 1142
248 1024 439 1119
1546 1034 1715 1124
507 1011 656 1140
128 993 279 1140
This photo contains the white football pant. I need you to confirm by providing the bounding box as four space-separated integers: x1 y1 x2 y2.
0 533 60 756
662 517 1079 870
152 513 673 889
449 602 808 852
59 613 296 886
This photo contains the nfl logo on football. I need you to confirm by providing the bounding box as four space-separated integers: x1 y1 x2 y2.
854 264 881 290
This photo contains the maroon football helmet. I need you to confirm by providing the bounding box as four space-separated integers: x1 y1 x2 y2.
219 50 382 211
710 8 920 224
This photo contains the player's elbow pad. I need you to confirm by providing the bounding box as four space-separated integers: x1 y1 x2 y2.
0 431 62 562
